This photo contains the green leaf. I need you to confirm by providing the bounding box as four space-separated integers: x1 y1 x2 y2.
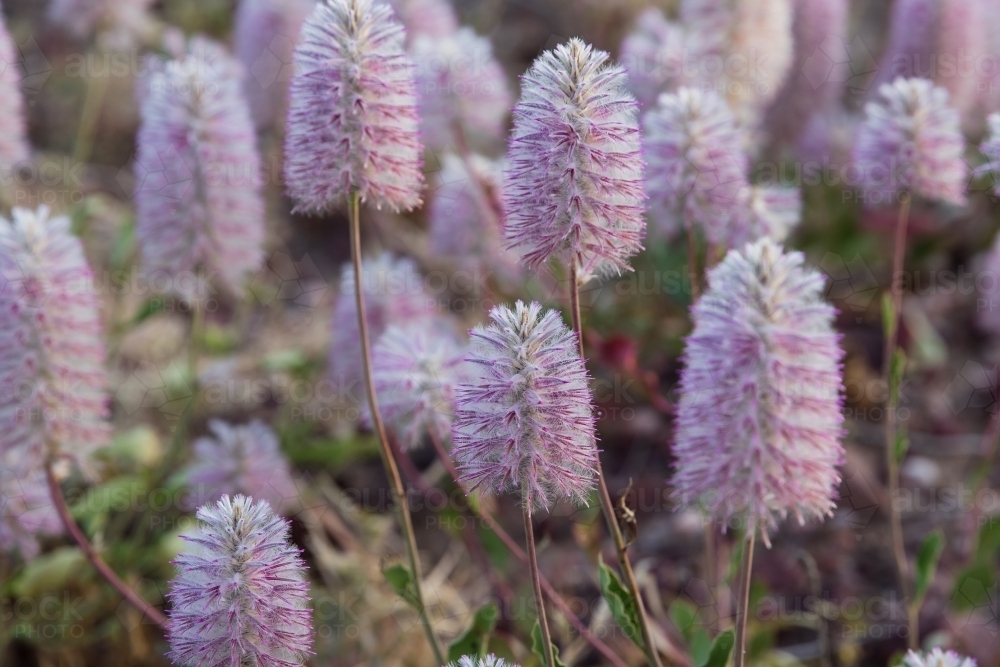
689 628 711 665
950 563 995 611
448 602 499 662
667 599 697 642
976 516 1000 562
893 428 910 463
530 622 566 667
383 564 421 610
697 629 734 667
882 292 897 340
889 349 906 405
598 558 644 649
914 529 944 603
132 297 167 325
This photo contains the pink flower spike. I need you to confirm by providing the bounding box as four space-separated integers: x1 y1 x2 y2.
672 239 845 544
503 38 646 282
730 185 802 246
619 7 686 111
0 9 28 167
384 0 458 42
284 0 424 213
0 453 62 559
167 495 312 667
452 301 599 513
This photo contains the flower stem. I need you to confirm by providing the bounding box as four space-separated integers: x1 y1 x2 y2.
46 462 169 630
733 529 756 667
569 259 665 667
883 192 913 648
348 191 444 665
523 501 555 667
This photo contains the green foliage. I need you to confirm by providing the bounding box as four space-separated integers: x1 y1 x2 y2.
383 564 421 611
697 630 734 667
914 529 944 603
598 558 644 649
447 601 499 662
530 622 566 667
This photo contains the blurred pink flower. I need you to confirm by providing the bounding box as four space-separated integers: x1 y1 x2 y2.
620 8 686 111
731 185 802 246
643 87 749 245
727 0 794 127
449 657 519 667
903 649 976 667
412 27 511 150
385 0 457 42
0 206 111 474
47 0 154 47
503 39 646 281
672 238 845 544
135 37 265 299
977 113 1000 196
284 0 423 213
852 77 968 207
168 495 312 667
0 10 29 166
187 420 299 514
935 0 991 130
871 0 940 90
0 455 61 559
452 301 598 512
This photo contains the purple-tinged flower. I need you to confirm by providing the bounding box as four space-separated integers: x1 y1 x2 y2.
167 495 312 667
852 77 968 207
413 27 511 150
503 39 646 281
0 12 29 167
187 420 299 514
0 453 61 559
726 0 794 127
370 319 468 450
678 0 731 75
976 113 1000 196
620 8 686 111
448 656 519 667
452 301 598 512
284 0 424 213
643 87 749 245
135 37 265 299
234 0 315 129
730 185 802 246
976 229 1000 334
903 649 976 667
672 238 845 544
871 0 940 90
385 0 457 42
935 0 991 128
329 253 435 401
795 108 858 167
47 0 155 47
0 206 111 474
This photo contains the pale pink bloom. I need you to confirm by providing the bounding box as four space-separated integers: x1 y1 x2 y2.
935 0 992 129
0 453 62 559
448 657 519 667
620 8 686 110
852 77 968 207
187 420 299 514
503 39 646 281
730 185 802 246
0 11 29 167
452 301 598 512
135 37 265 299
47 0 155 47
167 495 312 667
412 27 511 150
672 239 845 543
385 0 458 42
726 0 794 127
903 649 976 667
284 0 424 213
0 206 111 474
871 0 940 89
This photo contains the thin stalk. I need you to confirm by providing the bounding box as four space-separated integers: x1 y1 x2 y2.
733 529 756 667
704 526 717 636
883 192 913 648
524 502 555 667
348 192 444 665
46 463 169 630
73 69 110 164
569 259 665 667
686 225 700 302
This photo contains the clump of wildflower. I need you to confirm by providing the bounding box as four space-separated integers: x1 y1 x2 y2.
977 113 1000 196
135 37 265 299
452 301 598 512
902 649 976 667
643 87 749 245
167 495 312 667
187 420 299 514
852 77 968 207
503 38 646 281
0 11 29 166
371 319 468 450
0 206 111 473
413 27 511 150
672 238 845 544
284 0 423 213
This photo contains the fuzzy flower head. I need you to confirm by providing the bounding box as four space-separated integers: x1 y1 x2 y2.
452 301 598 513
977 113 1000 196
903 649 976 667
852 77 968 207
135 37 265 300
0 12 29 167
0 453 62 559
167 495 312 667
47 0 155 47
187 420 299 514
371 319 468 450
643 87 749 245
619 8 686 111
413 27 512 151
672 238 845 544
731 185 802 246
284 0 424 213
384 0 457 42
329 253 435 401
0 206 110 473
447 656 520 667
726 0 794 127
503 38 646 282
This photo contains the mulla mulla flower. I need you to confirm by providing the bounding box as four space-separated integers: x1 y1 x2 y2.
135 37 265 299
0 453 62 559
903 649 976 667
852 77 968 207
977 113 1000 196
731 185 802 246
167 495 312 667
726 0 794 127
643 86 749 245
503 38 646 281
451 301 599 512
0 9 29 167
385 0 458 42
284 0 424 213
448 656 520 667
672 238 845 544
0 206 111 474
47 0 155 46
619 7 686 110
186 420 299 514
371 319 468 450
